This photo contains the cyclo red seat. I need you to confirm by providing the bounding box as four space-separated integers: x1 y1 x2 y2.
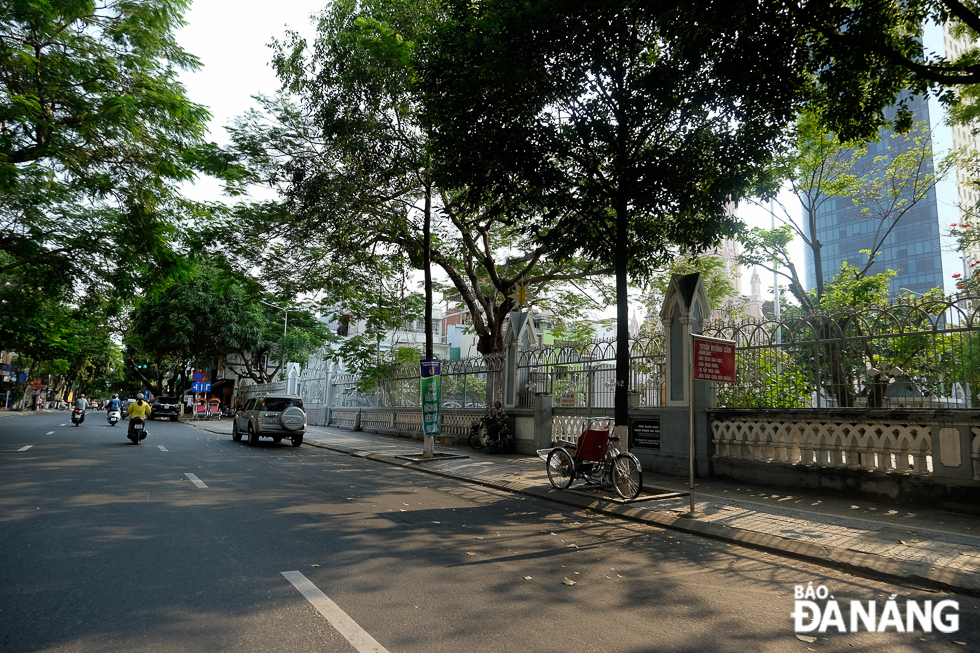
569 426 611 463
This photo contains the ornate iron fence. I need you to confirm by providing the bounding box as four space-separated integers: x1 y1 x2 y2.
329 354 504 409
514 335 667 409
704 295 980 409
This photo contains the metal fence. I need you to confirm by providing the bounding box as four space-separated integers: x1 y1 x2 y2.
514 335 667 409
330 354 504 409
703 295 980 409
238 380 287 406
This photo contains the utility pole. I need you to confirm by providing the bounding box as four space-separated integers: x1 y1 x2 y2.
259 300 288 383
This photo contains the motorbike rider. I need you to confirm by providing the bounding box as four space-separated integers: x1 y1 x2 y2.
73 393 88 422
127 392 153 439
106 394 121 415
487 400 508 445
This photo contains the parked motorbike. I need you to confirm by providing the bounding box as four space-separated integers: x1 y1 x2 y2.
468 415 511 454
107 409 121 426
71 408 85 426
128 417 146 444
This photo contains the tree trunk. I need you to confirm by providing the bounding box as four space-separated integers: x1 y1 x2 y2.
821 319 855 408
423 183 434 360
806 205 825 304
614 200 629 430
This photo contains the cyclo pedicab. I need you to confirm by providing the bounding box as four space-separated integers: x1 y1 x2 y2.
538 417 643 500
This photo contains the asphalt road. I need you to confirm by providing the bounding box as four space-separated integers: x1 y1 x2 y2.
1 412 977 652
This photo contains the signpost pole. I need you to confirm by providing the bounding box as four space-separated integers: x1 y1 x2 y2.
420 359 441 458
689 334 696 515
688 334 737 519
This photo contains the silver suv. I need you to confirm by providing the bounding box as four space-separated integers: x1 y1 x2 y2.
232 394 307 447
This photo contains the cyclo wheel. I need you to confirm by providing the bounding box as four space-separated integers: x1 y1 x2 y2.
546 449 575 489
612 453 642 500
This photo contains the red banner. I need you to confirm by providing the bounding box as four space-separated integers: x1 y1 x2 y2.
692 336 736 383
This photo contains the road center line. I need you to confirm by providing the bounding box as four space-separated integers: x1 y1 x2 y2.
18 445 32 452
158 445 168 451
281 571 390 653
184 473 207 488
45 431 54 435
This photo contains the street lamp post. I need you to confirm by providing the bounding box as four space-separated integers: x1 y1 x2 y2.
259 300 289 382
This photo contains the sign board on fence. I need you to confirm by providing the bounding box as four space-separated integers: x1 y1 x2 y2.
192 382 211 392
692 335 736 383
420 359 441 435
558 393 576 407
631 418 661 449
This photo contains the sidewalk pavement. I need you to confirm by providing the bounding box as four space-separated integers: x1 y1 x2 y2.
186 418 980 596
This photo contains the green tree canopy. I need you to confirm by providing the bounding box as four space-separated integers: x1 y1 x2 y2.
218 0 616 357
0 0 215 297
125 264 329 394
416 0 819 425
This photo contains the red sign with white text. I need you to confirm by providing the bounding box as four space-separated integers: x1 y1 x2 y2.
692 336 736 383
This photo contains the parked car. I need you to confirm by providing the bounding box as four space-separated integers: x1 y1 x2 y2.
232 394 306 447
150 396 181 421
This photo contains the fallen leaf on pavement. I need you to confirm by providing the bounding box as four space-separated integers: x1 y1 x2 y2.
524 576 532 580
311 564 319 567
466 552 476 556
795 634 816 643
562 577 576 586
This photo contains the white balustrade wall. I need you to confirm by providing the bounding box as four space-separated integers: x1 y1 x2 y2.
712 417 939 475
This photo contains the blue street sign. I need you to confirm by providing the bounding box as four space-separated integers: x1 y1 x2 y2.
192 382 211 392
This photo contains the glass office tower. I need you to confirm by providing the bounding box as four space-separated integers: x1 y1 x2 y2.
804 23 971 298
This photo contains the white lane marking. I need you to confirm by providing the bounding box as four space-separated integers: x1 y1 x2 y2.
184 473 207 488
158 445 168 451
45 431 54 435
281 571 390 653
18 445 32 452
60 424 66 427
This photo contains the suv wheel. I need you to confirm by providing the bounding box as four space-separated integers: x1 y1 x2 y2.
247 424 259 446
291 433 303 447
232 421 242 442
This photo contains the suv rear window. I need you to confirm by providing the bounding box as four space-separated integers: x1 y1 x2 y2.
261 398 304 412
156 397 178 404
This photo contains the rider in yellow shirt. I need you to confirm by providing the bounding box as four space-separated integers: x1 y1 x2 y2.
127 393 153 439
